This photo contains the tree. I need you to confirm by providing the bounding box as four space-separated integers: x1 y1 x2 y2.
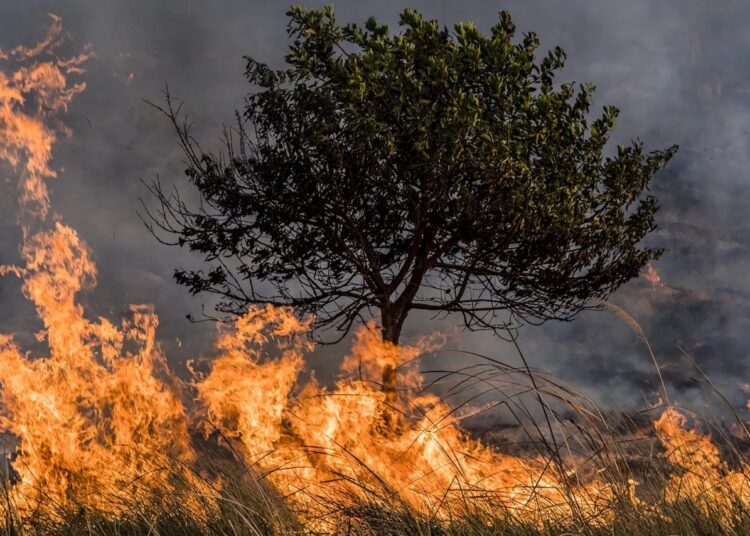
145 6 676 396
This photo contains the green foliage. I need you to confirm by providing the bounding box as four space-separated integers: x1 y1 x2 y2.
147 6 676 342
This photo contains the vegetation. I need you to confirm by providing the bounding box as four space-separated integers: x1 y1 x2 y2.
8 490 750 536
145 6 677 351
1 310 748 536
4 351 750 536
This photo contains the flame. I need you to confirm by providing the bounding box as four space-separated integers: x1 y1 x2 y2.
0 15 201 517
196 316 615 525
195 306 309 462
0 13 93 220
0 223 197 513
654 407 750 514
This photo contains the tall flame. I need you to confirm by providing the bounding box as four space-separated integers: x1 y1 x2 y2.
0 15 198 516
654 407 750 515
196 316 615 525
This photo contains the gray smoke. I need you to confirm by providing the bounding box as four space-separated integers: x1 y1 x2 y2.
1 0 749 417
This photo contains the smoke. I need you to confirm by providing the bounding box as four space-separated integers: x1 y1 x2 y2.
2 0 749 415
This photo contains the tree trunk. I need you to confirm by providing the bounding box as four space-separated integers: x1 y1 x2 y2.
380 306 405 431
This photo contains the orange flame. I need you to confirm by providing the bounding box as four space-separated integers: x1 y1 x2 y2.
0 15 200 516
642 263 665 289
0 223 198 513
0 13 93 221
654 407 750 513
196 315 615 525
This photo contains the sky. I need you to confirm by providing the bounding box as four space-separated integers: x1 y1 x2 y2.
1 0 749 418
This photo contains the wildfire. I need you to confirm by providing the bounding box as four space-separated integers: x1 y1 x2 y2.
0 13 93 221
2 13 750 533
654 407 750 514
196 315 616 524
0 16 202 516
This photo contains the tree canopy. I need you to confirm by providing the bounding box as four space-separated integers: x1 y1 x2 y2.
145 6 677 347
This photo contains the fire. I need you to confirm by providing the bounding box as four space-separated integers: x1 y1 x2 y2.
0 223 197 514
643 263 665 289
0 15 200 517
196 315 615 525
0 13 93 220
195 306 309 463
654 407 750 514
4 13 750 533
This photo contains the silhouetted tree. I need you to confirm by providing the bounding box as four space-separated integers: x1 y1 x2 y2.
145 6 676 398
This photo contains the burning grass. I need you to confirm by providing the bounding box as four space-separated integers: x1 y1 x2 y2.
4 14 750 536
3 331 750 536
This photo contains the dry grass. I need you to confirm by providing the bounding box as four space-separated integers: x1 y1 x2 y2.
1 339 749 536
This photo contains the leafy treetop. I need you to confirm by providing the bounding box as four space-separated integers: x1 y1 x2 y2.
145 6 677 347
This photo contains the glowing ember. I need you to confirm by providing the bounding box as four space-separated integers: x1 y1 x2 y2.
642 263 665 289
654 407 750 515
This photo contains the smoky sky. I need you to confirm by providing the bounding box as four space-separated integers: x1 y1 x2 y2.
1 0 750 418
